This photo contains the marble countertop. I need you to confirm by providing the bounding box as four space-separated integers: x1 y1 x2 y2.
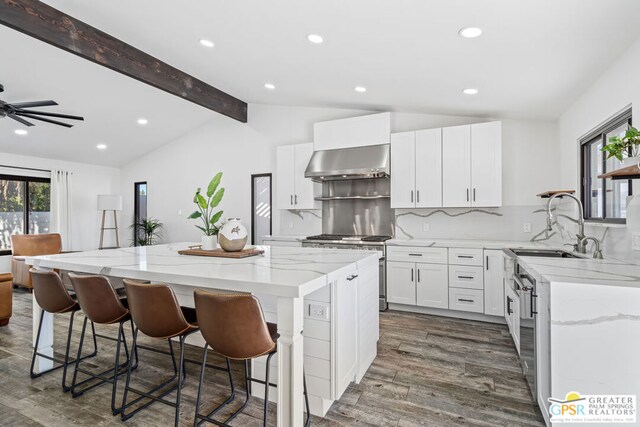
26 243 378 298
386 238 556 250
518 256 640 289
261 235 307 242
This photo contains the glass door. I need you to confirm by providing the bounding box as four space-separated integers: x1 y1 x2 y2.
251 174 271 245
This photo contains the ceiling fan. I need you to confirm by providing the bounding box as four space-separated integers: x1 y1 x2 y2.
0 84 84 128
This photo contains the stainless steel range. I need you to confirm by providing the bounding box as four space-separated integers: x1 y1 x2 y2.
302 234 391 311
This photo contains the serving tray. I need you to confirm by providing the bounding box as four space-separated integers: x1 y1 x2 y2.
178 247 264 259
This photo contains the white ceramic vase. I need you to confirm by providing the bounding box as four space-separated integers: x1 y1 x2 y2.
622 156 640 168
218 218 248 252
201 235 217 251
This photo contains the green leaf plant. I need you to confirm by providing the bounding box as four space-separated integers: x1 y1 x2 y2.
189 172 225 236
602 126 640 161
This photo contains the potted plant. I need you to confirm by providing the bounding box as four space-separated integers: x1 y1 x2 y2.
189 172 225 250
130 218 163 246
602 125 640 166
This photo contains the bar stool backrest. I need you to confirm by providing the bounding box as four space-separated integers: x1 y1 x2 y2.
30 269 76 314
194 290 275 360
123 280 192 338
68 273 128 324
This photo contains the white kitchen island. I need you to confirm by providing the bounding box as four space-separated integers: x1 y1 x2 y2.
26 243 380 427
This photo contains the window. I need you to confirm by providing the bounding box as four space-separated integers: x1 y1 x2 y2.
133 182 147 246
0 174 51 255
581 110 636 223
251 174 272 245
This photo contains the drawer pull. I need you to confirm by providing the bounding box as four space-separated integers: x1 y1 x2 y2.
458 298 475 303
457 255 474 259
457 275 475 280
408 253 423 257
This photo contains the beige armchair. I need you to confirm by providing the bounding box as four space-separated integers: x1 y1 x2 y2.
11 233 63 290
0 273 12 326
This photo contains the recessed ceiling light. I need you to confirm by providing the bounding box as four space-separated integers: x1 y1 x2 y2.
462 88 479 95
96 144 107 150
199 39 215 48
354 86 367 93
307 34 324 44
264 83 276 90
14 129 27 135
137 118 148 125
459 27 482 38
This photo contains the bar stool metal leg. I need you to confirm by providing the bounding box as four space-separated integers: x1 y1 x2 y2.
193 350 235 427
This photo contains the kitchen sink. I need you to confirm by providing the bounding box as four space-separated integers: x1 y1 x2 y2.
504 248 584 259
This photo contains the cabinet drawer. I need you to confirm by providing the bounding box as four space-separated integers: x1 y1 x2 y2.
387 246 447 264
448 248 484 266
448 288 484 313
448 265 483 290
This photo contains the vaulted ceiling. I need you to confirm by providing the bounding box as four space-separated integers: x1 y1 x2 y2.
2 0 640 166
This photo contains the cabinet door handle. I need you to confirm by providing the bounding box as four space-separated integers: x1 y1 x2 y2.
295 194 298 205
466 188 469 202
486 255 489 271
410 190 414 203
346 274 358 281
458 298 474 303
417 269 421 283
531 293 538 315
458 275 474 280
411 268 414 282
507 296 513 314
290 195 293 205
473 188 476 202
417 190 420 203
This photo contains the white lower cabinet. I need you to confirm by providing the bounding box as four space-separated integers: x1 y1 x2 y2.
448 288 484 313
387 260 448 309
387 261 416 305
416 264 448 309
483 250 505 316
504 282 520 353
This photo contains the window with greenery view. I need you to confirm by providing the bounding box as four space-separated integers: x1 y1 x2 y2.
0 175 51 255
580 109 639 223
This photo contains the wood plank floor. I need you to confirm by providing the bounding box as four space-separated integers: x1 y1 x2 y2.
0 289 544 426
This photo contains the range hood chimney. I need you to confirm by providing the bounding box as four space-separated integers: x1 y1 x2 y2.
304 144 390 182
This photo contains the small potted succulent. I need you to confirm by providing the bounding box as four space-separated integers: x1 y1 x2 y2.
602 125 640 166
189 172 225 250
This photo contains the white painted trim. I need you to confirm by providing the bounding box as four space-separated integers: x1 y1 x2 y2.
388 303 506 324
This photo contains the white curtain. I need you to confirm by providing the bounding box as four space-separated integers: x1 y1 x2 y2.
50 169 73 251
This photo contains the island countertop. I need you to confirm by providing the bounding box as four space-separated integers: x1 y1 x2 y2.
26 242 379 298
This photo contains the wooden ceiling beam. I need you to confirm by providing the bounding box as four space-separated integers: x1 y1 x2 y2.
0 0 248 122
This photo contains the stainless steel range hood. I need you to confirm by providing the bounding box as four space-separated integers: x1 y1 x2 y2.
304 144 390 182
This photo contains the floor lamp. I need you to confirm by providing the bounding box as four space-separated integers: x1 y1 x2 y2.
98 195 122 249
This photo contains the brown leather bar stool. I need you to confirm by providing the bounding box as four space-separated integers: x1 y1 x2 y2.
29 269 98 392
193 290 310 427
68 273 137 415
120 280 199 427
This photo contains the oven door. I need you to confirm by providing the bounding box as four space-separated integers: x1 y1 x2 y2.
379 256 387 311
515 269 537 402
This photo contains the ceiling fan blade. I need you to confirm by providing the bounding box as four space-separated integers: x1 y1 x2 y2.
15 112 73 128
15 109 84 121
7 114 34 127
10 100 58 109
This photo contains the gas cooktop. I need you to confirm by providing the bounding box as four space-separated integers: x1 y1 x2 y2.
305 234 392 243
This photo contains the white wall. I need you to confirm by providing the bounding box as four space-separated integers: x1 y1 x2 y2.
0 152 120 272
119 103 559 244
558 34 640 261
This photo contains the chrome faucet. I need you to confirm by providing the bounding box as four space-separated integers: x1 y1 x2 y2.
580 236 604 259
546 192 587 254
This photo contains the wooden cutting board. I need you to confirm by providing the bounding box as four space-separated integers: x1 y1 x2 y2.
178 247 264 258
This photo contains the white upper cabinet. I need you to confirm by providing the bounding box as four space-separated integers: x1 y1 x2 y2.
390 131 416 208
415 128 442 208
442 125 472 207
442 121 502 207
390 128 442 208
471 122 502 207
276 143 319 210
